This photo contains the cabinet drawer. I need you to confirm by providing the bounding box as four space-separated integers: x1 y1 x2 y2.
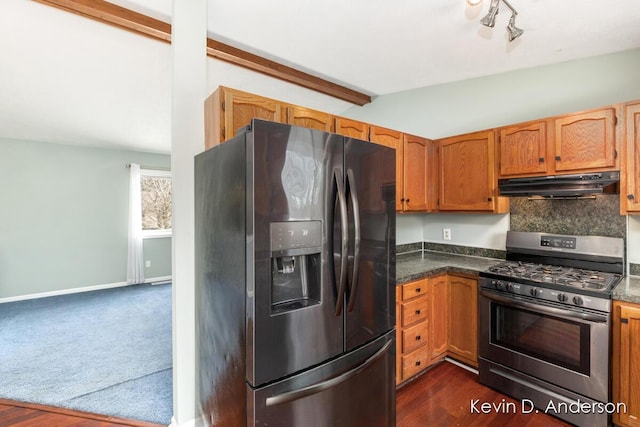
401 297 428 327
402 321 428 354
402 346 430 380
402 280 427 300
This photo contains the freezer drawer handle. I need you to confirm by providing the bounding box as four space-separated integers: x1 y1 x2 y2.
265 339 393 407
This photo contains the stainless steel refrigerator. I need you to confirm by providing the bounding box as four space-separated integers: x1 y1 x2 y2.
195 119 396 427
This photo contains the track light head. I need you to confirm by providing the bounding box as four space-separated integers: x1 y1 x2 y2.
506 14 524 41
480 0 500 27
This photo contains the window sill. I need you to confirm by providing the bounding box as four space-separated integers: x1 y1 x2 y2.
143 230 172 239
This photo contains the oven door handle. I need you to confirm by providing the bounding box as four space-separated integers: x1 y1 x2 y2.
479 290 609 324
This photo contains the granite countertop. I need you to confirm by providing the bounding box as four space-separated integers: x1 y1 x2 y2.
396 250 503 285
396 250 640 305
612 276 640 304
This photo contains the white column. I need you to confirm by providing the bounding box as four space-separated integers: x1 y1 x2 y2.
171 0 207 425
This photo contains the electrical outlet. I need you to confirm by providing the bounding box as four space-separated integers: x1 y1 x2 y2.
145 260 151 268
443 228 452 241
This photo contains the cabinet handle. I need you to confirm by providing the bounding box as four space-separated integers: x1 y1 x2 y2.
400 198 405 202
415 309 421 315
628 194 635 200
415 335 421 341
406 199 410 204
415 288 421 293
555 155 561 161
415 361 421 366
539 157 545 163
621 318 629 324
487 197 493 202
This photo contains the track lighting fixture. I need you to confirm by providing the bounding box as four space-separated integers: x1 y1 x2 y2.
477 0 524 42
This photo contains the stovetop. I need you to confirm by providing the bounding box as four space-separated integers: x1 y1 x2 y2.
484 260 621 293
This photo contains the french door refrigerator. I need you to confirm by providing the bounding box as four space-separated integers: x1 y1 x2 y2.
195 119 396 427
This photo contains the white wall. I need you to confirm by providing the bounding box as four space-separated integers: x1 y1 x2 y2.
629 216 640 266
344 48 640 253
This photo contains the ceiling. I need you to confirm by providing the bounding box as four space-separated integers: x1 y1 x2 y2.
2 0 640 154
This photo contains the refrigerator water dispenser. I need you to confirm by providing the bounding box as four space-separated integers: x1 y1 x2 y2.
270 221 322 314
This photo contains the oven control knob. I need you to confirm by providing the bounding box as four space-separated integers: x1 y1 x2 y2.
558 293 568 302
506 282 514 292
530 288 539 297
573 296 584 306
494 280 505 290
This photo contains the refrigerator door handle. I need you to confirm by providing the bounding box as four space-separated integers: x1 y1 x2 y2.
346 168 361 313
334 168 349 316
265 339 393 407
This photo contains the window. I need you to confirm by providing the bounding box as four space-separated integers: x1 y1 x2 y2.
141 169 172 238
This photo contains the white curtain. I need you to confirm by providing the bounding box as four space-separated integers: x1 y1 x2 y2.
127 163 145 285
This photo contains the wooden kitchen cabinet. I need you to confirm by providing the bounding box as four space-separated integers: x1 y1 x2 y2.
554 108 617 172
429 275 449 362
498 120 551 177
335 117 369 140
396 278 429 385
612 300 640 427
402 134 437 212
204 86 284 148
448 274 478 367
622 102 640 213
286 105 334 132
438 130 508 212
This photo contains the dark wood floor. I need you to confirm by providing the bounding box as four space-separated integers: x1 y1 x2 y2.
397 361 571 427
0 399 165 427
1 361 571 427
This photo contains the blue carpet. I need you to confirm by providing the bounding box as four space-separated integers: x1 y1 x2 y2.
0 283 172 425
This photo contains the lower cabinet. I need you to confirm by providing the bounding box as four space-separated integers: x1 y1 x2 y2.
395 279 429 385
396 273 478 386
448 275 478 367
612 300 640 427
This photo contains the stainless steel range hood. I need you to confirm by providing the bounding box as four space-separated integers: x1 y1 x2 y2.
498 171 620 197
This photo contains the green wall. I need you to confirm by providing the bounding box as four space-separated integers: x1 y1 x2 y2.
0 138 172 299
343 48 640 259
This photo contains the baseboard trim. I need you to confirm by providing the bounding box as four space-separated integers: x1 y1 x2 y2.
445 356 479 375
0 276 172 304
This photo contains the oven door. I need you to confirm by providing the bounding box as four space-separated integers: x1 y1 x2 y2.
478 288 610 402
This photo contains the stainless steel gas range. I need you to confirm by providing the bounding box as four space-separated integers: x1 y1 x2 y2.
478 231 624 427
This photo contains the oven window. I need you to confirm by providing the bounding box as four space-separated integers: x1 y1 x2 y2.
491 303 590 375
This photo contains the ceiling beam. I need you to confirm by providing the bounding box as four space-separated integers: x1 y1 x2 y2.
33 0 372 106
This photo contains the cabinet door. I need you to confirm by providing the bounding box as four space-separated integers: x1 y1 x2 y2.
403 134 431 211
448 275 478 367
624 103 640 212
438 131 496 211
370 126 403 211
613 301 640 427
554 108 616 172
429 275 449 361
286 105 334 132
499 121 549 177
335 117 369 140
395 286 402 385
223 88 283 141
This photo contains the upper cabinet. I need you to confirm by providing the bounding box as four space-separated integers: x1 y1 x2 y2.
286 105 334 133
497 108 619 178
401 134 437 212
623 102 640 213
335 117 369 140
438 130 507 212
499 121 550 177
555 108 617 172
205 86 283 148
